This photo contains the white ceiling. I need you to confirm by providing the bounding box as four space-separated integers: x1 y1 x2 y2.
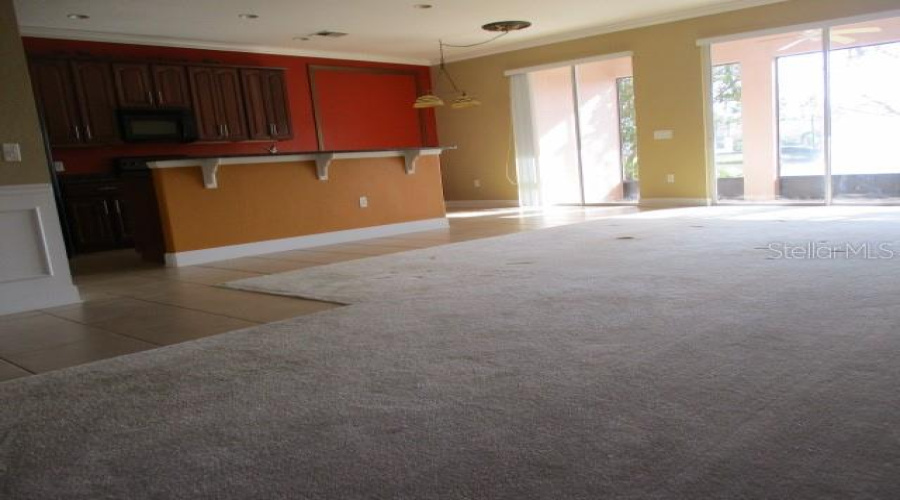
15 0 786 65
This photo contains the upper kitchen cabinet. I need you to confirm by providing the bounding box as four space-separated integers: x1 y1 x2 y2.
71 61 120 145
112 63 154 108
29 59 82 146
113 63 191 109
152 65 192 108
241 68 292 141
188 66 248 141
30 59 119 146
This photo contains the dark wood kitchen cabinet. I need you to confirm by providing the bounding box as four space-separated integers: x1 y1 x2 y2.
113 63 191 109
188 66 248 141
241 68 292 141
112 63 155 108
62 179 133 253
152 65 192 108
30 59 119 146
70 61 120 145
29 59 82 146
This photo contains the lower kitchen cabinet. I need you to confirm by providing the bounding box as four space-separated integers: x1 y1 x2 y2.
62 179 134 254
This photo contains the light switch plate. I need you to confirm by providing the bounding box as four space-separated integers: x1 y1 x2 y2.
2 143 22 162
359 196 368 208
53 161 65 172
654 130 674 140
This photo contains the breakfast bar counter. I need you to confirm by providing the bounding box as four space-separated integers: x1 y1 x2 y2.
146 147 452 266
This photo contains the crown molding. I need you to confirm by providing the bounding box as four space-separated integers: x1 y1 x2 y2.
17 26 432 66
439 0 790 64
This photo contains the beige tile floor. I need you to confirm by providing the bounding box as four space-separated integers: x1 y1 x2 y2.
0 206 638 382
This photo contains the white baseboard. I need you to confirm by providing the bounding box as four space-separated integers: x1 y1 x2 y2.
165 217 450 267
445 200 520 209
0 184 80 316
639 198 713 208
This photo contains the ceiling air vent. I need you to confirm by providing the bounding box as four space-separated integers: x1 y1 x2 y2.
313 31 349 38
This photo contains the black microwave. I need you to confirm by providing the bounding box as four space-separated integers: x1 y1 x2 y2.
117 109 198 143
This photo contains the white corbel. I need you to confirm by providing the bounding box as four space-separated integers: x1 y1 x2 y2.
315 153 335 181
403 150 421 175
200 159 221 189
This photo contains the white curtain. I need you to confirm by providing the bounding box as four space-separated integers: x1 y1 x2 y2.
509 74 542 207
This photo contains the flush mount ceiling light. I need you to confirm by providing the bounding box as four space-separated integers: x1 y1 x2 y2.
481 20 532 32
413 20 532 110
313 30 349 38
238 13 259 19
67 13 90 20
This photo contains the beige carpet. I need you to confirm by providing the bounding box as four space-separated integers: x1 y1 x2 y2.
2 206 900 499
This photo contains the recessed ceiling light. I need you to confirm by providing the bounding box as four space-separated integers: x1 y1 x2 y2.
67 13 90 20
413 4 433 8
238 13 259 19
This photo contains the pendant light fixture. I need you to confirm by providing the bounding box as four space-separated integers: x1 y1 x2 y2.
414 20 532 110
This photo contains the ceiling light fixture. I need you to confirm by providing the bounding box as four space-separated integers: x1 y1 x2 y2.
414 20 532 110
413 4 433 9
67 14 90 20
238 13 259 20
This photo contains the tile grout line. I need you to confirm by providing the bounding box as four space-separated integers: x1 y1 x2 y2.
0 355 38 375
40 310 165 348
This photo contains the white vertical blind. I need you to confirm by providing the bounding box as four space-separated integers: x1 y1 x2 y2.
509 73 542 207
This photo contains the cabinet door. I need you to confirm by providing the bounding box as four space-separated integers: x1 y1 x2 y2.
66 196 117 253
188 66 225 140
152 65 191 108
109 196 134 246
29 59 82 146
113 63 155 108
240 69 271 140
241 69 293 140
71 61 120 145
264 70 292 140
215 68 248 140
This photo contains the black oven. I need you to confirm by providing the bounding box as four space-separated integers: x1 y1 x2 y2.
117 109 198 143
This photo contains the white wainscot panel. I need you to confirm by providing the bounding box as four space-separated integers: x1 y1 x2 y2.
0 207 52 283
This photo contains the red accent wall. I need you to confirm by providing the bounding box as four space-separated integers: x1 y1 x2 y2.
22 37 438 176
312 68 426 150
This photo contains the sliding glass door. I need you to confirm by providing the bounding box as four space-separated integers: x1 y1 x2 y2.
830 17 900 202
708 14 900 204
510 55 638 206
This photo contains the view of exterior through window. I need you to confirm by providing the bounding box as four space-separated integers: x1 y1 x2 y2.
616 76 639 201
710 15 900 203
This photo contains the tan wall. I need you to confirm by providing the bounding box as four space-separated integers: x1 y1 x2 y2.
436 0 900 202
153 156 446 252
0 0 49 186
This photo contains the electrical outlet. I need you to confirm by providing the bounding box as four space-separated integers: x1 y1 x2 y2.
53 161 65 172
359 196 368 208
666 174 676 184
474 179 482 188
2 143 22 162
